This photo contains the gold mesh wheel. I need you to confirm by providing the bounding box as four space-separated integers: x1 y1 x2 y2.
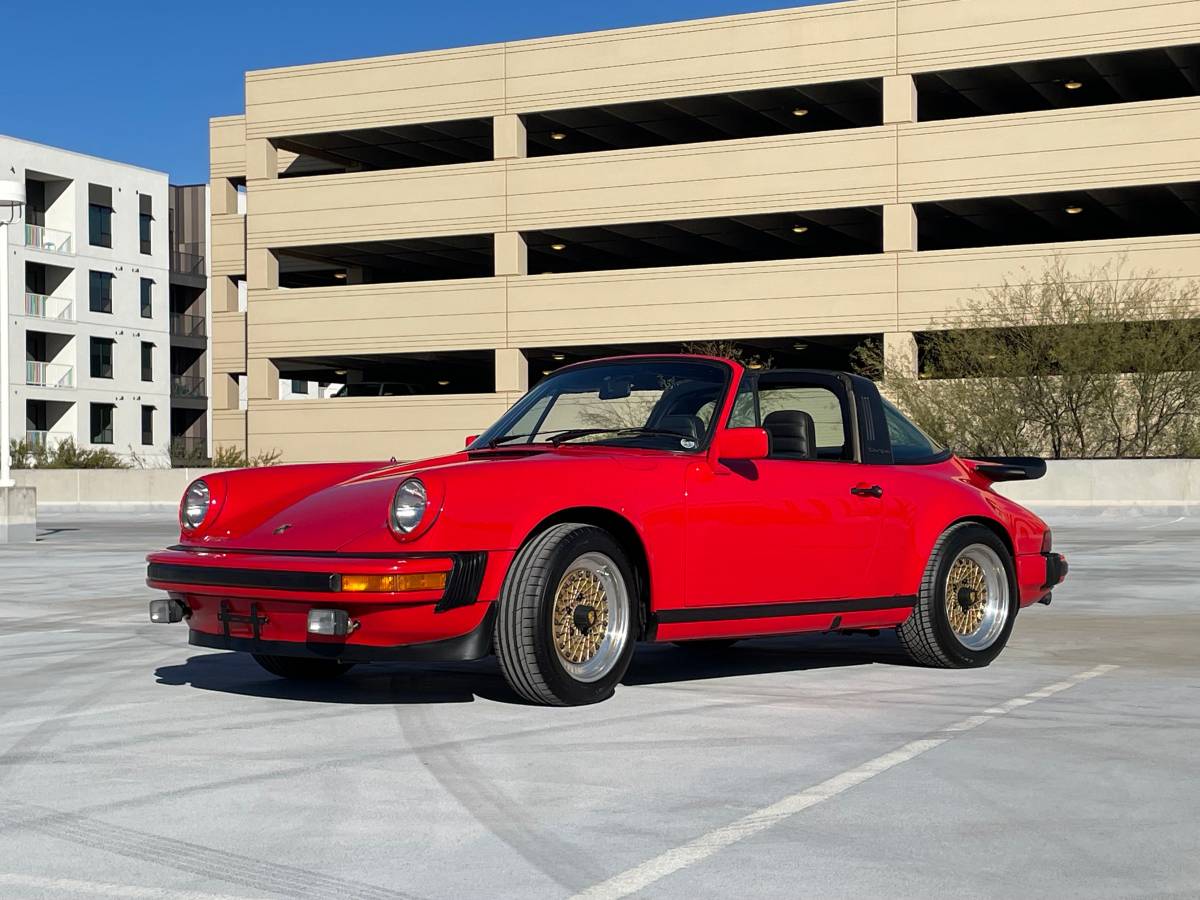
549 552 629 682
943 544 1009 651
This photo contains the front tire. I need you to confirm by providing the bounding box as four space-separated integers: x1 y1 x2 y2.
252 654 355 680
494 523 637 706
897 523 1017 668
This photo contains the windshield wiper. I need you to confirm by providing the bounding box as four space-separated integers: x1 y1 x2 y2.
549 427 694 446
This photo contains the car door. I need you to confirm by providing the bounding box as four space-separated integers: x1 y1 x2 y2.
684 372 887 607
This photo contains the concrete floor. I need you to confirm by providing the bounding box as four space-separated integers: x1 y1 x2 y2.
0 510 1196 899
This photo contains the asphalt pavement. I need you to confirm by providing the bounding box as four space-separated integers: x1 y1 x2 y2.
0 510 1196 899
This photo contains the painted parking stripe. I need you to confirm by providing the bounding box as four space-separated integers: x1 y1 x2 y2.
572 664 1118 900
0 873 270 899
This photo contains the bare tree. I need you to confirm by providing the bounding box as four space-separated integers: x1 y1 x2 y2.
855 257 1200 458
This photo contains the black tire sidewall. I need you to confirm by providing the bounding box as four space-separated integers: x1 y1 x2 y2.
529 528 638 705
929 527 1018 667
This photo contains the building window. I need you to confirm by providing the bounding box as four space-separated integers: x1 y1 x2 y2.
141 406 154 445
140 278 153 318
141 342 153 381
90 403 115 444
291 380 309 395
88 184 114 248
89 271 114 314
90 338 114 379
139 194 153 254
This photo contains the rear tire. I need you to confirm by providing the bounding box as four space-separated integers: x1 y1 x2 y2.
494 523 637 706
897 523 1017 668
252 654 355 680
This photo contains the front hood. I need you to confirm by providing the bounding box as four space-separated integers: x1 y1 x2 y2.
196 445 683 554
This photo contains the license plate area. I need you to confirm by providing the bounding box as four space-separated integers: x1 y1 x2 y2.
218 600 269 640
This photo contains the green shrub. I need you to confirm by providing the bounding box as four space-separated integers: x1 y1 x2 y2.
10 438 130 469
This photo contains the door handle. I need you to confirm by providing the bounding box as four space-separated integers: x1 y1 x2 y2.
851 483 883 498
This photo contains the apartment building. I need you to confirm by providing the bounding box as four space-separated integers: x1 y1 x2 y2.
1 136 173 466
168 183 210 459
209 0 1200 464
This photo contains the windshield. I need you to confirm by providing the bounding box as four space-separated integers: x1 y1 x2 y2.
473 359 731 453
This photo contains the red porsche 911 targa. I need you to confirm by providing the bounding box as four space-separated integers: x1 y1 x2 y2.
147 354 1067 705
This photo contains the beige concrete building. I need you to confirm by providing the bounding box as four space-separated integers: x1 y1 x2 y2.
209 0 1200 463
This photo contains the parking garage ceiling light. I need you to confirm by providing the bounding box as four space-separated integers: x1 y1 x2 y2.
437 380 450 386
550 243 567 251
1064 205 1084 215
333 272 347 279
792 225 809 234
791 107 809 117
552 354 566 361
1064 80 1084 90
550 132 567 141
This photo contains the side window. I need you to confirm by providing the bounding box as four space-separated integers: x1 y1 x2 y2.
882 398 944 463
758 382 852 461
727 379 756 428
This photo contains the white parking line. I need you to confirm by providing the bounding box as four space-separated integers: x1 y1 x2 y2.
0 873 270 899
572 664 1119 900
1137 516 1185 530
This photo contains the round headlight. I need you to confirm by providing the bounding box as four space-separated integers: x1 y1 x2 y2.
390 479 427 534
181 480 210 531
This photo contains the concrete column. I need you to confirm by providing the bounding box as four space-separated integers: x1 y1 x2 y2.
211 276 239 313
883 203 918 253
884 331 919 381
883 74 918 124
494 115 527 160
247 358 279 402
211 178 239 216
495 349 529 393
247 249 279 291
212 372 240 411
246 139 278 181
0 486 36 543
494 232 528 276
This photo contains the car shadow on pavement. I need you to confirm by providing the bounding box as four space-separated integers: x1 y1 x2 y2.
155 632 905 705
623 632 907 687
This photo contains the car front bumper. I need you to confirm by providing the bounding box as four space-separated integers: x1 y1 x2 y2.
146 547 508 662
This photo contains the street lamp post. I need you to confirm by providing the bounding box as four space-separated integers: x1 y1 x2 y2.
0 179 26 489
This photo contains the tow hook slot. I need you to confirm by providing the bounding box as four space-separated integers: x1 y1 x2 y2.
1038 592 1053 606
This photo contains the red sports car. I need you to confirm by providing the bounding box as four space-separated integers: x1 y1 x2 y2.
147 354 1067 706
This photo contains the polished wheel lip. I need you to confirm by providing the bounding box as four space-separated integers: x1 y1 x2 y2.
551 552 629 683
945 544 1009 651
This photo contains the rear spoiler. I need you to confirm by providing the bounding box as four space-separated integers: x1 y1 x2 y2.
966 456 1047 482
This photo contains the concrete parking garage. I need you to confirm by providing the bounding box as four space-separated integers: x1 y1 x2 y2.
0 511 1197 898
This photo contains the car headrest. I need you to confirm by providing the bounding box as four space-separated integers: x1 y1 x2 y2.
762 410 817 459
658 414 704 442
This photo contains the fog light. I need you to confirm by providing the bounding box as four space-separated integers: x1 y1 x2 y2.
149 598 186 623
308 608 351 636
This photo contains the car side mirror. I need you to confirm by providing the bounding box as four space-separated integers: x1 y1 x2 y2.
715 427 769 461
465 434 479 448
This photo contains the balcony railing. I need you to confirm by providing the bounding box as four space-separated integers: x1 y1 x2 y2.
170 435 209 458
24 224 73 255
170 312 206 337
171 374 207 398
25 292 75 321
171 244 206 276
25 430 73 449
26 361 75 388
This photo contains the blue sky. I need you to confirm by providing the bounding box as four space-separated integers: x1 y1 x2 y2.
2 0 828 184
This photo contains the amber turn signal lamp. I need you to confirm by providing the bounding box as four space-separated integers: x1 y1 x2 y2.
337 572 448 593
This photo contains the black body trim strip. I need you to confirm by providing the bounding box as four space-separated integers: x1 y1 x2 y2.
655 595 916 625
149 563 337 593
188 605 496 662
